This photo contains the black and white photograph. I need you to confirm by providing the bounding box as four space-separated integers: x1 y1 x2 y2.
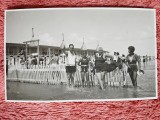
5 8 157 101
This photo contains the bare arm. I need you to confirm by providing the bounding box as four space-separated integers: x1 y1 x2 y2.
137 56 141 70
78 59 81 66
125 56 130 68
64 51 68 57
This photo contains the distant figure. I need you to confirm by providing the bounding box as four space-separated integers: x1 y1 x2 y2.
143 56 146 69
20 57 26 68
121 54 126 63
48 55 59 65
146 55 148 65
59 50 66 64
20 57 25 65
126 46 141 88
18 48 26 60
149 56 152 61
39 56 44 66
31 56 37 66
113 52 117 62
28 55 32 68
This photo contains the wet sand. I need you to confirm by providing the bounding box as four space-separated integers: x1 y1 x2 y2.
7 61 156 101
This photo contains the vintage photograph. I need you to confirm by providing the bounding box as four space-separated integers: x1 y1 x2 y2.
5 8 157 101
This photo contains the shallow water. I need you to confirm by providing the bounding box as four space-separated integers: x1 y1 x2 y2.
7 61 156 101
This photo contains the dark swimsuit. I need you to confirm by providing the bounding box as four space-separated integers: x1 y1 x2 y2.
126 54 139 72
103 62 117 72
95 56 105 73
143 58 145 62
79 57 89 72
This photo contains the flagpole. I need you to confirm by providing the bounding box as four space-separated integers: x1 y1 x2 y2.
62 33 64 41
32 28 34 38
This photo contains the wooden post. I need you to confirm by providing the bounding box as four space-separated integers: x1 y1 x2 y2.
37 40 40 66
48 47 51 62
25 42 28 69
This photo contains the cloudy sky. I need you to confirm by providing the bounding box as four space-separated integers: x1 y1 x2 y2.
6 8 156 56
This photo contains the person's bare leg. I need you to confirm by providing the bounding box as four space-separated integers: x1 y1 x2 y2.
129 72 134 87
101 72 105 89
133 71 138 88
71 73 75 88
85 72 89 87
96 72 104 90
67 73 71 87
81 72 85 87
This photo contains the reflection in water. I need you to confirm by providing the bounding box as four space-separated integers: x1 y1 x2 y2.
7 81 155 100
7 61 156 100
132 88 138 98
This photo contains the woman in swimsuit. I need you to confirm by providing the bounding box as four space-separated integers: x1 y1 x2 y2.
126 46 141 88
78 51 90 87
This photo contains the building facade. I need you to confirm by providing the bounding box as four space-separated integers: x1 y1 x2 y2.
6 43 100 57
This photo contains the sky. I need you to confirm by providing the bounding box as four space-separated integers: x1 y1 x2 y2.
5 8 156 56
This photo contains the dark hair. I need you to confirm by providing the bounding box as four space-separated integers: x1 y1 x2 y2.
122 54 125 57
128 46 135 53
59 50 62 54
69 44 74 49
117 52 119 55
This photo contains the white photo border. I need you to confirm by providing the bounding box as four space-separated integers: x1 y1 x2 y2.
4 8 158 102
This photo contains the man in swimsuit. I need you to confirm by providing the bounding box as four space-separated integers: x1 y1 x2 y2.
65 44 76 88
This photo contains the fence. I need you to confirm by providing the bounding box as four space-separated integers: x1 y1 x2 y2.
6 55 128 87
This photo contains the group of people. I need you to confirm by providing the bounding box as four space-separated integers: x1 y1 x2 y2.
64 44 142 90
142 55 152 68
10 44 145 90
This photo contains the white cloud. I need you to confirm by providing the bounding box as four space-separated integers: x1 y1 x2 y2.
66 33 83 48
39 33 59 46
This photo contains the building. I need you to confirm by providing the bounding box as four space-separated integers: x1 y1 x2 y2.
6 28 109 57
6 43 60 56
6 42 108 57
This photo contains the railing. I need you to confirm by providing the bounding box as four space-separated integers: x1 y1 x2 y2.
6 55 128 87
7 66 128 87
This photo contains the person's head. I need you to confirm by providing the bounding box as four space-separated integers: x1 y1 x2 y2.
117 52 119 56
98 47 103 56
95 52 99 57
69 44 74 51
105 55 113 64
128 46 135 54
82 51 87 57
122 54 125 57
114 52 117 55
